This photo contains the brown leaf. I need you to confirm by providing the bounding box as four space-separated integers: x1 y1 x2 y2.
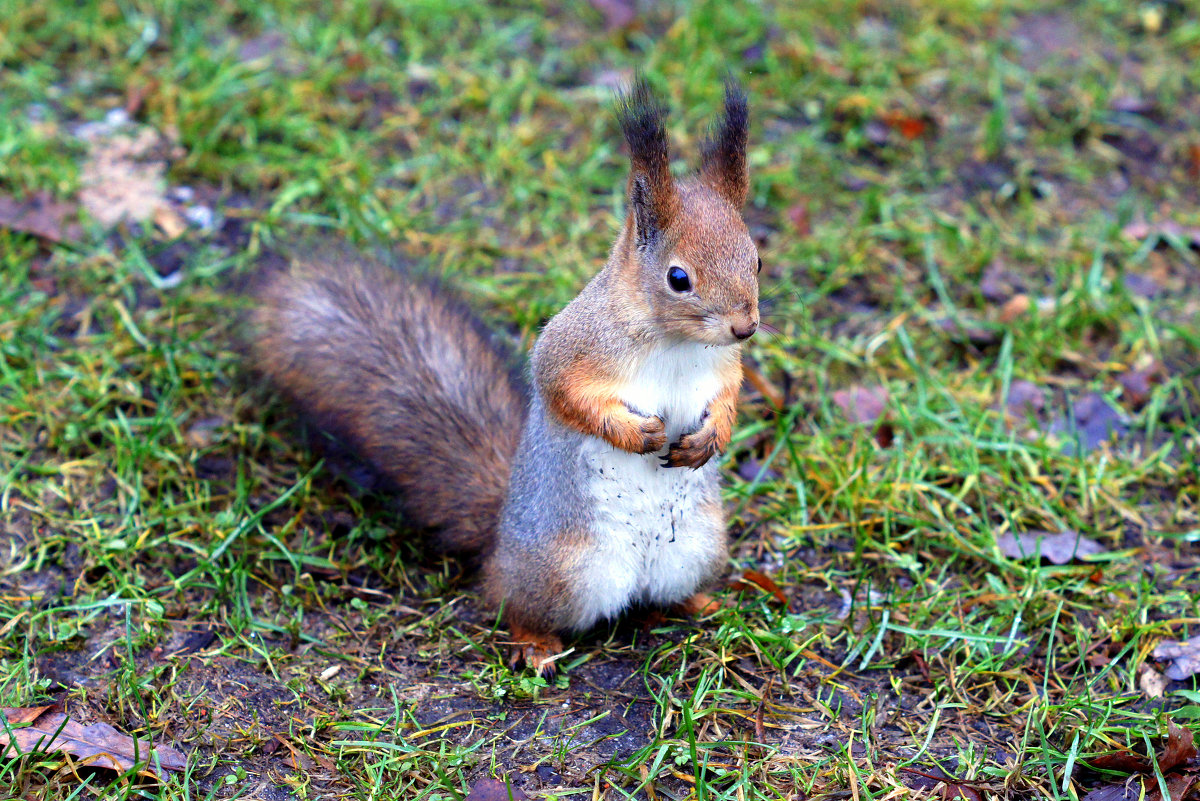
0 192 83 244
0 707 186 778
1122 221 1200 249
4 706 52 725
588 0 636 30
1157 722 1197 774
1004 380 1047 416
1119 362 1164 409
730 569 788 605
880 109 933 141
832 385 889 425
465 777 529 801
1089 750 1152 774
996 530 1106 564
1154 634 1200 681
1087 723 1198 778
999 293 1031 323
787 201 811 237
941 782 982 801
1148 772 1197 801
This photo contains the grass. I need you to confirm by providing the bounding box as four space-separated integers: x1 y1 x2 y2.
1 0 1199 798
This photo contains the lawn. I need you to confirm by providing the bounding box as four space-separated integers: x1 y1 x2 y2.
1 1 1198 799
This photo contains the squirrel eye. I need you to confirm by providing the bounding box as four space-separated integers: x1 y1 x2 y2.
666 265 691 293
757 257 762 274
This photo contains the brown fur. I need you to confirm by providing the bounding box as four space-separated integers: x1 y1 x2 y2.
539 356 667 454
252 257 526 556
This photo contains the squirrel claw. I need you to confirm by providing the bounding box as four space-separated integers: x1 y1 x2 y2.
665 435 719 469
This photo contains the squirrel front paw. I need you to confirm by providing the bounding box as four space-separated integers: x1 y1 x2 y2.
663 415 725 469
605 406 666 454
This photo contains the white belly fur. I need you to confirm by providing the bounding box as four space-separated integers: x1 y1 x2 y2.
569 342 732 630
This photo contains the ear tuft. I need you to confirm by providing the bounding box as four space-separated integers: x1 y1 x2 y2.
700 77 750 207
616 75 678 249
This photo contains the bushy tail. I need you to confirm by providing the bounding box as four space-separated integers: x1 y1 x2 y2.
251 255 527 556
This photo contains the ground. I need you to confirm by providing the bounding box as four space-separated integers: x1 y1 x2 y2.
1 1 1199 799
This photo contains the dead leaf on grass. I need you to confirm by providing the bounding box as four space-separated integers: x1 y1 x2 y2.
1081 781 1142 801
1048 392 1128 453
996 530 1106 564
0 191 83 244
1157 722 1197 773
1088 722 1199 777
0 706 186 779
1002 380 1047 417
832 385 895 447
464 777 529 801
588 0 637 31
1154 635 1200 681
78 121 181 228
1122 221 1200 249
1141 665 1170 699
1119 361 1164 409
832 385 888 424
880 109 935 141
729 569 789 606
787 201 812 237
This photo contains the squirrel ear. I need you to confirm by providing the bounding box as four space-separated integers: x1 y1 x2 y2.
699 77 749 208
617 76 678 249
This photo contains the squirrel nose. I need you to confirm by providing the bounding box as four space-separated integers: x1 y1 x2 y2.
731 320 758 341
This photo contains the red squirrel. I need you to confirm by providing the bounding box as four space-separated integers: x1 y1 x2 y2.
252 78 759 676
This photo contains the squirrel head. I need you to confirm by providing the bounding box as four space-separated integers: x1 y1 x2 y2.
615 77 759 348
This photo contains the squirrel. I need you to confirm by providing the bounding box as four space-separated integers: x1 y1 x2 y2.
251 77 760 676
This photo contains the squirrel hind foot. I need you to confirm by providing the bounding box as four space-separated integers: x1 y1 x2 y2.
506 626 566 679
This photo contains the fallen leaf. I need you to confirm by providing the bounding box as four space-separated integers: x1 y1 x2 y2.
980 260 1024 303
736 456 780 483
1122 221 1200 249
238 32 287 62
588 0 636 30
999 293 1030 323
936 316 1001 346
880 109 933 141
832 385 889 425
1089 749 1152 774
1110 96 1157 116
996 530 1106 564
0 707 186 778
1118 362 1164 409
1081 781 1142 801
1149 773 1198 801
1157 722 1197 773
729 569 788 605
0 191 83 244
1003 380 1047 416
1141 665 1170 699
787 201 811 237
1154 635 1200 681
1048 392 1128 453
465 777 529 801
1087 722 1198 777
78 123 179 228
153 206 187 239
